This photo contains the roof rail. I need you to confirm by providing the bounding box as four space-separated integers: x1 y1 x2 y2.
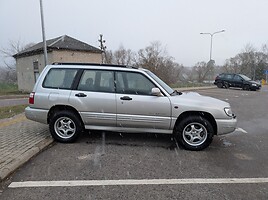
52 62 138 69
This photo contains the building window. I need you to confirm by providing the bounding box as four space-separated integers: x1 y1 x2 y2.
33 61 39 82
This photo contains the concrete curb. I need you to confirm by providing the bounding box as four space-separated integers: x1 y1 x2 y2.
0 137 54 182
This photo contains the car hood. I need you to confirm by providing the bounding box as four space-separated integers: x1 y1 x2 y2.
169 92 230 108
249 80 260 85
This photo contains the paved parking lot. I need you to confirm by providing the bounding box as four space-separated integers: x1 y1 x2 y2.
1 86 268 199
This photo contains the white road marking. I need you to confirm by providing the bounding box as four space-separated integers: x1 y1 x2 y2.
235 127 248 133
9 178 268 188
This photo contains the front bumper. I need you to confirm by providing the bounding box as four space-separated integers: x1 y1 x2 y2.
250 85 261 90
216 117 237 135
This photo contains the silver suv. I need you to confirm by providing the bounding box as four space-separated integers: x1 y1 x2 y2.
25 63 237 151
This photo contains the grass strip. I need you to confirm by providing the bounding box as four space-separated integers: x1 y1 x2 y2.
0 104 27 120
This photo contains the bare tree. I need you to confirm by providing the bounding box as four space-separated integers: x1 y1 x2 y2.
113 45 135 65
105 46 135 66
223 43 268 80
136 41 181 84
192 61 214 83
1 40 35 66
0 40 35 83
105 50 113 64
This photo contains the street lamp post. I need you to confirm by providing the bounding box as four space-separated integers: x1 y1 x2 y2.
200 30 225 61
39 0 48 66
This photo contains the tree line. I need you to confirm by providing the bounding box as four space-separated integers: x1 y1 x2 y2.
1 40 268 85
105 42 268 84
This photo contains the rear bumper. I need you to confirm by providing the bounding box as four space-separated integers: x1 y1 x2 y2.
216 117 237 135
25 106 48 124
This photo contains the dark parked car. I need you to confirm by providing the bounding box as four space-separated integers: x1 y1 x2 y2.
214 73 261 91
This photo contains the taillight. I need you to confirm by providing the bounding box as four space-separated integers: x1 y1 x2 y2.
29 92 35 104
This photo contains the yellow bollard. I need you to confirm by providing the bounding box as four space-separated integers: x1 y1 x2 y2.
261 79 266 85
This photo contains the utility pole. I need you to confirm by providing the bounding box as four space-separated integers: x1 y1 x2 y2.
98 34 107 64
39 0 48 66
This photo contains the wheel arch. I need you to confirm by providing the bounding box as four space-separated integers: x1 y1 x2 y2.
174 111 217 135
47 105 84 128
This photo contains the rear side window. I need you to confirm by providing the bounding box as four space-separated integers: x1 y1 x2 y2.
226 74 234 80
43 68 78 89
224 74 233 80
77 70 115 93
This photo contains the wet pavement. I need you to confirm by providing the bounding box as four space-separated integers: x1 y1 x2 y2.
0 86 268 199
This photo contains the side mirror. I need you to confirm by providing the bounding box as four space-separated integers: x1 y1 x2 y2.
151 88 162 96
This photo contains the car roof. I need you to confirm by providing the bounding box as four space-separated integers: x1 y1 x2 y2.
52 62 138 68
49 62 148 72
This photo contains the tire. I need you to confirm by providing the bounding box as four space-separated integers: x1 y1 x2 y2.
49 110 83 143
217 82 223 88
243 85 250 91
174 115 214 151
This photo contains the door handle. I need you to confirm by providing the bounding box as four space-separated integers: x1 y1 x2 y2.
75 93 87 97
120 96 132 101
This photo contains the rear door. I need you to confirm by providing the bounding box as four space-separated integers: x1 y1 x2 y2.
115 71 171 130
40 68 78 109
224 74 235 87
69 69 116 127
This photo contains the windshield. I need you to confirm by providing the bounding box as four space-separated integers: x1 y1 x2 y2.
239 74 251 81
145 70 174 94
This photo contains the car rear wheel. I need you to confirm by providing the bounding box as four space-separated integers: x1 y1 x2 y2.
174 115 214 151
217 82 223 88
49 110 83 143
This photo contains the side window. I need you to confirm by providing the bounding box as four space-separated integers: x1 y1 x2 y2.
77 70 114 93
225 74 233 80
43 68 77 89
234 75 242 81
116 71 156 95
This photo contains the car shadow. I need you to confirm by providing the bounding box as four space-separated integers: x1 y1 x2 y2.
77 130 184 150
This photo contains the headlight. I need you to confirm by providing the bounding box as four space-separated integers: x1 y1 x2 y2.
252 83 257 86
224 107 233 117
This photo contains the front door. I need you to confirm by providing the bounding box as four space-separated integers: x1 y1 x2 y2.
115 71 171 130
233 74 243 88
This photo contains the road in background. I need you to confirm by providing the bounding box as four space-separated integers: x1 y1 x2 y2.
0 98 28 107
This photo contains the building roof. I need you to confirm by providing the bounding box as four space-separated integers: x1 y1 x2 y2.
13 35 102 58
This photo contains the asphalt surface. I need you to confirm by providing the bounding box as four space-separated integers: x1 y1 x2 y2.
1 86 268 199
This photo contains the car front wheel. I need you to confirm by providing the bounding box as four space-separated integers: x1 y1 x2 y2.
49 110 83 143
174 116 214 151
243 85 250 90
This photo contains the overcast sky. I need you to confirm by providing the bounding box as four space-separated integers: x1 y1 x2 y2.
1 0 268 67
